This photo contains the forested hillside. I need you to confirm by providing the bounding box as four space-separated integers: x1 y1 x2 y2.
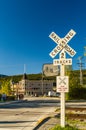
0 70 86 99
0 73 55 83
0 70 86 83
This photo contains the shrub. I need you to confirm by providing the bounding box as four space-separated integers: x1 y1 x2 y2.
66 87 86 100
6 95 16 101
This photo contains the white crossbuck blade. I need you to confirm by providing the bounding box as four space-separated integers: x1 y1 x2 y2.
49 29 76 58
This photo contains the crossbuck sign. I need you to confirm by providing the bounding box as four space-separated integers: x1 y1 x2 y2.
49 29 76 58
49 29 76 127
49 29 76 93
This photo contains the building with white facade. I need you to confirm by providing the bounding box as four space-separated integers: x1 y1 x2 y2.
11 73 53 96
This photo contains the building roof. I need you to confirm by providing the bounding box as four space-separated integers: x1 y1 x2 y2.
22 73 28 80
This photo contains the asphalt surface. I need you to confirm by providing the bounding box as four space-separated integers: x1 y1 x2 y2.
0 98 59 130
0 98 86 130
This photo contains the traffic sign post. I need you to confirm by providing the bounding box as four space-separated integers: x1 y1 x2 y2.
59 49 66 127
49 29 76 127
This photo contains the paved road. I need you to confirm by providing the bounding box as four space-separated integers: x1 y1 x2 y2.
0 97 59 130
0 97 86 130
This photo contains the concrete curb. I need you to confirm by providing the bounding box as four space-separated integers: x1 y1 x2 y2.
33 112 60 130
0 99 27 105
33 116 51 130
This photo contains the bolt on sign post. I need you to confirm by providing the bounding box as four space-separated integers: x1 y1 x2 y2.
49 29 76 127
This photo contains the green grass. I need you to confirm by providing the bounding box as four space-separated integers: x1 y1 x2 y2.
49 124 79 130
67 118 86 129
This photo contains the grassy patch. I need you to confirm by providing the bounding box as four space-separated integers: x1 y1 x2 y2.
49 124 79 130
66 118 86 129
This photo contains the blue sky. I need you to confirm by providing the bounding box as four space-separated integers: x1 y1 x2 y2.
0 0 86 75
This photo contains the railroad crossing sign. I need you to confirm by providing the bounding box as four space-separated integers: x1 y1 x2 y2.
57 76 69 92
49 29 76 58
49 29 76 127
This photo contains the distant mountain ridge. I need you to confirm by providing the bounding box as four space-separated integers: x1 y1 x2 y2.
0 74 8 78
